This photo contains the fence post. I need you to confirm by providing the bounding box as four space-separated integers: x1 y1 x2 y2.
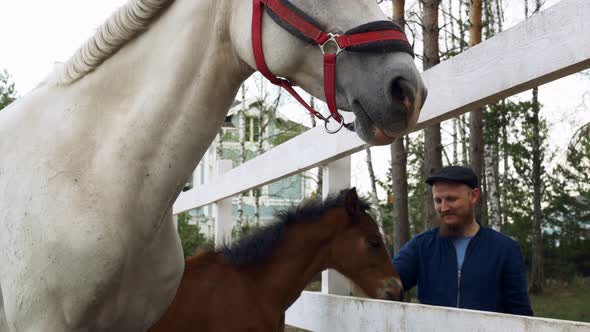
321 156 353 296
213 159 233 246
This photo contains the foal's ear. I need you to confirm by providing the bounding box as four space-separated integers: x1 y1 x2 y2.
345 187 360 217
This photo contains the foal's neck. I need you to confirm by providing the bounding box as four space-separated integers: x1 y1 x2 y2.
246 211 345 311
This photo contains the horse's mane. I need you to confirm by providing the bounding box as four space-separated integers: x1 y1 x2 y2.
55 0 174 85
219 190 371 267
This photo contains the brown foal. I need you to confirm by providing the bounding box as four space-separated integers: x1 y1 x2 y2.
149 188 403 332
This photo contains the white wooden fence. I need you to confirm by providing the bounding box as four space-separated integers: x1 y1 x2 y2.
173 0 590 330
286 292 590 332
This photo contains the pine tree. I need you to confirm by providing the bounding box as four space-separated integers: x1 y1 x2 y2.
468 0 485 224
527 0 545 295
421 0 443 230
391 0 410 254
236 84 247 236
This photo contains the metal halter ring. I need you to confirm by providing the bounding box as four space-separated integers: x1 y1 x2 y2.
324 112 345 134
319 33 343 55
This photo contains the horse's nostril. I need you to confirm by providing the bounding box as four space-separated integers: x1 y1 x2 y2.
391 78 416 112
385 291 395 300
384 290 401 301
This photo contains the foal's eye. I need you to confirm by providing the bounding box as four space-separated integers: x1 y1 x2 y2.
368 239 381 249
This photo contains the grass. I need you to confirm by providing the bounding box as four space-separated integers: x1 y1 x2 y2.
286 277 590 331
530 277 590 322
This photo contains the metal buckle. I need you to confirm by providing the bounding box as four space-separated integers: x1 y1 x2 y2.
324 112 345 134
319 33 343 55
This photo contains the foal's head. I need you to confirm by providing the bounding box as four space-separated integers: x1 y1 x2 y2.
327 188 403 301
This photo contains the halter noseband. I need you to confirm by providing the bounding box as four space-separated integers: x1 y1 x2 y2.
252 0 414 133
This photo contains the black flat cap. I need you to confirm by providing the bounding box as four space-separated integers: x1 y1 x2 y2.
425 166 479 189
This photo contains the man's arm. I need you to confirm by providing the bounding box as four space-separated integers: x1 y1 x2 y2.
502 241 534 316
392 237 419 291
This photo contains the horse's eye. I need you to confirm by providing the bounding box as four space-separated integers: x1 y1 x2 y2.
368 238 381 249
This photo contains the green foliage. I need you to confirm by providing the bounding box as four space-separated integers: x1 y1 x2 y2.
485 100 548 242
485 99 590 280
177 212 210 257
268 118 307 146
0 69 17 110
543 124 590 278
406 133 426 235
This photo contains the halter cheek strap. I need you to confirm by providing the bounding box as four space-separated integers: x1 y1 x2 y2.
252 0 413 133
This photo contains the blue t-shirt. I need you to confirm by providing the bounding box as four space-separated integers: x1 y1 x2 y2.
452 237 472 270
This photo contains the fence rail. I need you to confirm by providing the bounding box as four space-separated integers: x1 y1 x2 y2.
285 292 590 332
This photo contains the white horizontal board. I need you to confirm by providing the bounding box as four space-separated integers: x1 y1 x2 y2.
285 291 590 332
174 0 590 213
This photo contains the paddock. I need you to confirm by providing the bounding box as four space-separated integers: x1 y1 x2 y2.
173 0 590 330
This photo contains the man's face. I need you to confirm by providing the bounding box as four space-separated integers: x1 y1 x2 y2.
432 181 480 232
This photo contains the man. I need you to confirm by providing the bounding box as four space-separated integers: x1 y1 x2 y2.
393 165 533 315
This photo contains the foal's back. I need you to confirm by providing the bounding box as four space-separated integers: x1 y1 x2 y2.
150 253 271 332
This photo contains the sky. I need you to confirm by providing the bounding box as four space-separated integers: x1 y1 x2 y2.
1 0 589 197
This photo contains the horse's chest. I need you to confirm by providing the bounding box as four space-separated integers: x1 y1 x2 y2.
0 210 183 331
105 218 185 330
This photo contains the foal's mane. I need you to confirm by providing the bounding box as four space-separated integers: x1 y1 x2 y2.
55 0 174 85
219 190 371 267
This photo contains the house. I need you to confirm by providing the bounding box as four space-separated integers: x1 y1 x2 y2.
185 97 317 239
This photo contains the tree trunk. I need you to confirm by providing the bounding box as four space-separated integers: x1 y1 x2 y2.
527 0 544 295
487 0 505 231
366 148 384 237
254 189 260 227
422 0 442 230
393 0 406 29
391 139 410 254
453 118 459 164
254 106 262 226
485 142 501 231
391 0 410 253
236 84 247 236
444 0 468 165
530 89 545 295
470 108 484 222
423 127 442 231
309 97 323 198
468 0 485 225
461 115 469 164
458 0 467 52
495 0 504 33
216 128 224 160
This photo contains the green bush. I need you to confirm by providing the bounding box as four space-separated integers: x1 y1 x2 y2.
177 212 210 257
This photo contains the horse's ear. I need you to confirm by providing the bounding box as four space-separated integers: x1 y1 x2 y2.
345 187 360 218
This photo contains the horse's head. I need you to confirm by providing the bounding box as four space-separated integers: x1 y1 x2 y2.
232 0 427 145
328 188 403 301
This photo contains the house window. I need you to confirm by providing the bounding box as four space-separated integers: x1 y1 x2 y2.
245 116 261 142
222 128 239 142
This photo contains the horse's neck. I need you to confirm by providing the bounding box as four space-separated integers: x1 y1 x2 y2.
45 0 251 229
246 214 344 311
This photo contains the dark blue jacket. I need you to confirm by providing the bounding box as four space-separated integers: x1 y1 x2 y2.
393 226 533 316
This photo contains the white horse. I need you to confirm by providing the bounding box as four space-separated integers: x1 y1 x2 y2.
0 0 426 331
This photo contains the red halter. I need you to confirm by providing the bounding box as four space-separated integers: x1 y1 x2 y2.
252 0 413 133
